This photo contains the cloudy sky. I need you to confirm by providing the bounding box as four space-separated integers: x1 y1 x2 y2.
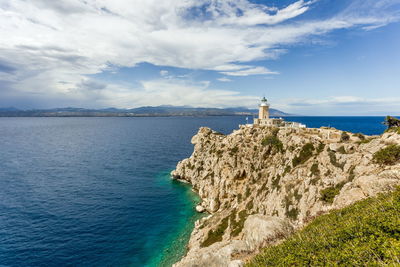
1 0 400 115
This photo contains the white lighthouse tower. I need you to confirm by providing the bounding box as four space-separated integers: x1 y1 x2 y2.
253 97 273 125
258 96 270 120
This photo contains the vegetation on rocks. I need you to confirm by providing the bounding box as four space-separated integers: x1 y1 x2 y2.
230 210 248 237
292 143 314 167
340 131 350 142
373 144 400 165
261 135 283 152
310 163 320 176
356 138 373 144
383 115 400 128
201 216 230 247
354 133 365 140
329 151 345 170
248 188 400 266
320 183 345 203
383 116 400 134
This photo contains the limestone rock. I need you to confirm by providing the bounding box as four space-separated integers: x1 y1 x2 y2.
196 205 205 213
171 125 400 266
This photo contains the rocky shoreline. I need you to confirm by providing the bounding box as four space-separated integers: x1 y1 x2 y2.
171 125 400 266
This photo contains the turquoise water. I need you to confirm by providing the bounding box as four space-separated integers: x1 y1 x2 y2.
147 171 203 267
0 116 388 266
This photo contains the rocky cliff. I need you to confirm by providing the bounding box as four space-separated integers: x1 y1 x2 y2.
171 125 400 267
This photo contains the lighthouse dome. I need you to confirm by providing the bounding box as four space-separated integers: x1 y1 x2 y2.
260 97 269 107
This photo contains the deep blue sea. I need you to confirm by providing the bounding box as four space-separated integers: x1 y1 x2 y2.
0 116 387 266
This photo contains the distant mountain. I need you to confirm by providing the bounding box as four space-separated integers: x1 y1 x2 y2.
0 107 20 112
0 105 291 117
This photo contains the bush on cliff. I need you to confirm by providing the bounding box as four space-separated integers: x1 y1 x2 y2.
340 131 350 142
319 183 344 204
201 216 229 247
373 144 400 165
261 135 283 152
247 187 400 266
383 115 400 129
292 143 314 167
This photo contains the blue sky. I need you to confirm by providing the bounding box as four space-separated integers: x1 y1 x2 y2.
0 0 400 115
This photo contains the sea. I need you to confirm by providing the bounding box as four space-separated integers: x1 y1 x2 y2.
0 116 387 267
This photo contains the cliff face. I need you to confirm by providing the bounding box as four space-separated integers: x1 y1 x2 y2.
171 125 400 267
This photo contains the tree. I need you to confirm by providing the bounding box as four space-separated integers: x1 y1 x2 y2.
383 116 400 129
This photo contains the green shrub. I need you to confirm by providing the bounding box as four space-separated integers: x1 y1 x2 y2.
316 142 325 154
356 138 372 144
310 163 320 176
385 127 400 134
292 143 315 167
337 146 346 154
320 182 345 204
261 135 283 152
373 144 400 165
272 175 281 191
329 151 345 170
231 210 248 237
310 177 320 185
283 165 291 175
294 189 302 201
201 215 230 247
354 133 365 140
246 200 254 210
286 207 299 220
348 165 356 182
247 187 400 266
271 127 280 136
340 132 350 142
383 115 400 128
230 146 239 155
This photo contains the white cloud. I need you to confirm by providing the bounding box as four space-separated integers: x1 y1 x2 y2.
221 66 279 76
160 70 169 77
73 78 259 109
217 77 232 82
0 0 399 108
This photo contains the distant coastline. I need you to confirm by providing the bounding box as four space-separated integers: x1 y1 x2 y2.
0 105 290 117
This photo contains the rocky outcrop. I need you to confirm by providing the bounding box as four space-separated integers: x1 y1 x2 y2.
171 125 400 266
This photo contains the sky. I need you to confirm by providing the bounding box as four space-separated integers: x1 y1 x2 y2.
0 0 400 115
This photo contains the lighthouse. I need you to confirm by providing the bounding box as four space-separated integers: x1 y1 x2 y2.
251 96 306 128
258 96 269 120
253 96 280 126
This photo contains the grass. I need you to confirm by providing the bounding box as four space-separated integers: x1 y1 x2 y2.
356 138 372 144
373 144 400 165
247 187 400 266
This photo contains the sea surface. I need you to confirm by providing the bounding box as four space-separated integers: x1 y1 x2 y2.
0 116 387 266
